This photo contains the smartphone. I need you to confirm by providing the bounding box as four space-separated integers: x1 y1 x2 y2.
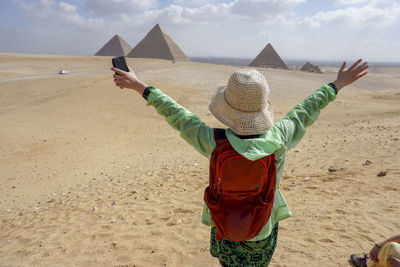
112 56 129 75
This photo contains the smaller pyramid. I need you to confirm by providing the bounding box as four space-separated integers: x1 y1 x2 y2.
249 43 288 70
127 24 190 62
300 62 322 74
95 34 132 56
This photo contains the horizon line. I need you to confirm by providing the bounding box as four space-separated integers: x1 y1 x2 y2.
1 51 399 65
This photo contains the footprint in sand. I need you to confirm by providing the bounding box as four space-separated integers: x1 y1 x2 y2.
145 219 154 225
91 233 113 240
323 225 341 232
355 226 370 234
339 233 352 240
359 234 374 242
305 237 316 243
117 255 133 262
383 186 398 191
317 215 332 220
322 176 341 182
181 218 192 224
306 186 318 190
101 224 111 230
319 238 334 243
173 208 194 214
335 209 346 215
150 231 163 237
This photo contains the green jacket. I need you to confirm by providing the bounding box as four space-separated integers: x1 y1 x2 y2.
147 84 336 241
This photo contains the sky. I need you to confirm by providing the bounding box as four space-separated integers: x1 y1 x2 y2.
0 0 399 62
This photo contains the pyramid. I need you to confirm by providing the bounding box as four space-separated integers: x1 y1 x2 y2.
300 62 322 74
249 43 288 69
95 34 132 56
127 24 190 62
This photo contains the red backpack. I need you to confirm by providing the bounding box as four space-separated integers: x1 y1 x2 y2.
204 128 277 241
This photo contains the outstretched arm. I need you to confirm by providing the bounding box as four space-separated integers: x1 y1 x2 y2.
274 59 369 149
110 66 216 158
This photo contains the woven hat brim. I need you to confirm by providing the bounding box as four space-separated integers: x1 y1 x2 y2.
209 85 274 135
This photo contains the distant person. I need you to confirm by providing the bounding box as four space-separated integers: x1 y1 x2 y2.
111 59 368 266
351 234 400 267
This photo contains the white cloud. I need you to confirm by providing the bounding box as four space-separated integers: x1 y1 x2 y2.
335 0 368 6
15 0 305 30
228 0 305 21
176 3 230 21
335 0 399 6
16 0 103 29
133 3 231 26
84 0 158 16
173 0 218 6
300 1 400 28
137 0 305 26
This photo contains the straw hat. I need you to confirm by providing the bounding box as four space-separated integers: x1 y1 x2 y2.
209 69 274 135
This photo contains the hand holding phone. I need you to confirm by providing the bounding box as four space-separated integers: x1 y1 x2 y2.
112 56 129 75
111 57 147 93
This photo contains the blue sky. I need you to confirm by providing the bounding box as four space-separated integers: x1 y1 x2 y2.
0 0 399 62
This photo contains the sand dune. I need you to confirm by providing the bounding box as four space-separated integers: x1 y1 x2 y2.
0 53 399 266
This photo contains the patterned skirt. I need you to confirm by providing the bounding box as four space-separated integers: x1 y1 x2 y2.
210 223 279 267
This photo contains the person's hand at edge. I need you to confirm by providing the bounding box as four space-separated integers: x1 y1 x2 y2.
111 66 148 95
369 244 380 262
333 59 369 91
389 256 400 267
370 234 400 262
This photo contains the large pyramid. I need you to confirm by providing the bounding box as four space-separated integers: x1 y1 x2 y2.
127 24 190 62
249 43 288 69
95 34 132 56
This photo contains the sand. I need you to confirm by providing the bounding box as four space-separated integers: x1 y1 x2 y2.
0 53 399 266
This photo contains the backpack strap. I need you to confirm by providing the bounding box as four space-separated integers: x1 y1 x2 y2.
213 128 228 146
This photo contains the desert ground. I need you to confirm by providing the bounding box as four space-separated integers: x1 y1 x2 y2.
0 53 399 266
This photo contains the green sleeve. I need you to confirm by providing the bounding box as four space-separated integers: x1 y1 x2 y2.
147 89 216 158
274 84 336 149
